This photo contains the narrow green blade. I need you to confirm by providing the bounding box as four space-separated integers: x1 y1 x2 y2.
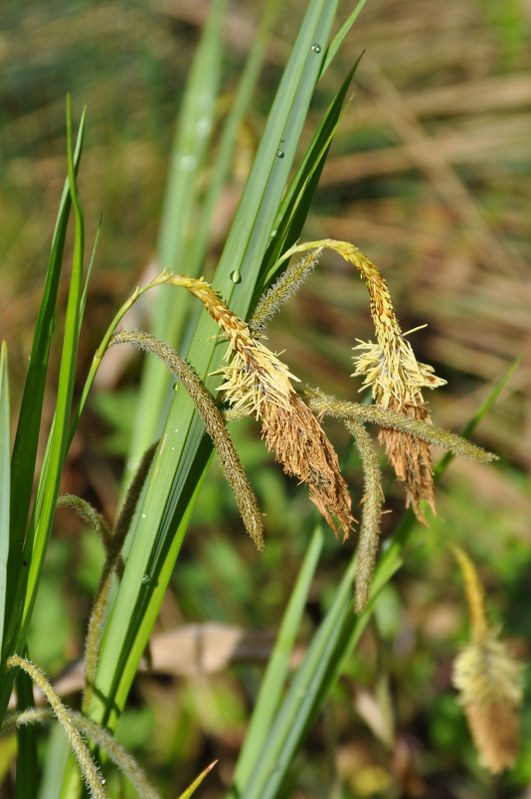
0 104 87 723
127 0 229 475
6 116 85 611
0 341 10 652
89 0 342 733
21 100 86 631
228 524 324 798
255 57 362 301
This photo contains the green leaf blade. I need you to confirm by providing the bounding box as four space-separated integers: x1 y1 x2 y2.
0 341 10 652
88 0 344 736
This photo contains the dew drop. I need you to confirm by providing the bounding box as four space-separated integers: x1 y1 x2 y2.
275 148 284 158
196 116 211 137
142 574 150 585
141 513 147 519
180 154 197 172
230 270 241 284
311 42 321 53
270 228 278 238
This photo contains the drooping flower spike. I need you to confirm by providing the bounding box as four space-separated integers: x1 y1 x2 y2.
277 240 446 521
166 274 354 540
450 545 524 773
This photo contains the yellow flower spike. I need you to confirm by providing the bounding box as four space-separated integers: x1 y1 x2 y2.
166 274 296 416
277 239 446 520
165 273 354 539
451 545 524 773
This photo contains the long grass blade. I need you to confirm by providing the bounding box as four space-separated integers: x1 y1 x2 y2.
237 367 514 795
0 105 87 725
255 58 362 301
228 524 324 798
4 114 85 636
126 0 229 476
321 0 368 74
88 0 344 734
0 342 9 652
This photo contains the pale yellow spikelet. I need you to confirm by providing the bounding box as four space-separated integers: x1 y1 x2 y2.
166 274 297 416
351 337 445 410
167 274 354 538
453 635 524 773
451 546 524 773
275 240 446 519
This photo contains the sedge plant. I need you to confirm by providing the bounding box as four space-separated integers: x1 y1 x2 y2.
0 1 522 796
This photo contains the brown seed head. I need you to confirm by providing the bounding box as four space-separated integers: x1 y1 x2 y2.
262 394 354 540
453 635 524 773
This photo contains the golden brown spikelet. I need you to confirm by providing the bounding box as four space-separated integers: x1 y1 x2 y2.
275 239 446 520
376 399 436 522
262 394 354 540
167 273 354 538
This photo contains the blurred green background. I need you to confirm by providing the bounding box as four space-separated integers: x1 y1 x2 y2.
1 0 530 796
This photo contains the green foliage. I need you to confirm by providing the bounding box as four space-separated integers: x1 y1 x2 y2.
1 1 526 797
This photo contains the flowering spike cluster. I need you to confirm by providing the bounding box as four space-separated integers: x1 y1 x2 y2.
280 239 446 520
168 275 297 416
168 275 354 539
336 241 445 519
451 546 524 773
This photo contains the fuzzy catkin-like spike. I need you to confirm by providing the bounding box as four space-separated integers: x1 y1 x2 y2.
3 706 55 730
7 656 108 799
109 330 264 550
4 707 163 799
278 239 446 516
262 394 354 540
303 387 497 464
56 495 112 552
82 565 114 711
450 545 489 642
160 276 353 538
453 637 524 773
451 546 524 773
113 440 158 559
344 418 384 613
249 247 323 334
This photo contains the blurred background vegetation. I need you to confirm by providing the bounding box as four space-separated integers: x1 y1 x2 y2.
1 0 530 796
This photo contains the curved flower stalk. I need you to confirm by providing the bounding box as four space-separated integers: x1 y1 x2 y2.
6 656 108 799
165 275 354 540
3 696 217 798
302 386 496 610
343 417 384 613
250 247 324 334
450 546 524 773
277 240 446 521
109 330 264 550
